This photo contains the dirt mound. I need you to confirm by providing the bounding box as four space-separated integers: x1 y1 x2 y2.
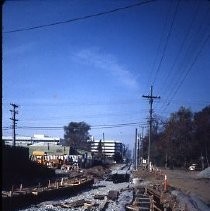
84 165 111 179
197 167 210 179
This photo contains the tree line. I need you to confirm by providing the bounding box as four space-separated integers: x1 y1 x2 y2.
63 122 128 163
141 105 210 169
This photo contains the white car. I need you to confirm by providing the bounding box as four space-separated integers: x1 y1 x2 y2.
188 163 198 171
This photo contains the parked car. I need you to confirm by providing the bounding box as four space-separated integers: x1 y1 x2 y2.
188 163 200 171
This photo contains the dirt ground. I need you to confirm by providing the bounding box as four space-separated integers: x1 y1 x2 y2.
161 169 210 205
83 165 112 179
133 168 210 206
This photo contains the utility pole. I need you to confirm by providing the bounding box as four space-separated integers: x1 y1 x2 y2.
141 126 146 157
10 103 18 147
135 128 138 170
102 132 105 142
102 132 105 154
139 126 145 165
142 86 160 167
137 132 140 167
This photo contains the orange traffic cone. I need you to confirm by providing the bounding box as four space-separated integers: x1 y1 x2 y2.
164 174 167 191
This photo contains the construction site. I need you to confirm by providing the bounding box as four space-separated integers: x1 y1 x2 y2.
2 0 210 210
2 161 210 211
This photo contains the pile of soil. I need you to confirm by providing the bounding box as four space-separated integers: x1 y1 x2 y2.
197 167 210 179
83 165 111 179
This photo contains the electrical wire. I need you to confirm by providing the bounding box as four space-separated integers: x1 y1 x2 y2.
145 0 173 91
156 0 202 113
3 121 148 130
165 35 209 107
158 0 200 98
152 0 180 86
159 32 210 114
4 0 156 34
157 3 210 116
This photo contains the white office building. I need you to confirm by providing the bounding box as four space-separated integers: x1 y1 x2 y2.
2 134 60 147
91 139 125 157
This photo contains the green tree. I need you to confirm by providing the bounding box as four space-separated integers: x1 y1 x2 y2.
64 121 91 151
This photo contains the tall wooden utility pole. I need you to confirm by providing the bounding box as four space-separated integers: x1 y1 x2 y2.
135 128 138 170
139 126 146 162
142 86 160 167
137 133 139 166
102 132 105 154
10 103 18 146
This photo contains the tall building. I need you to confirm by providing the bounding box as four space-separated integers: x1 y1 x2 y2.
90 139 125 158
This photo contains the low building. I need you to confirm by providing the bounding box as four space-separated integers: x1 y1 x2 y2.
2 134 61 147
32 134 60 145
3 135 33 147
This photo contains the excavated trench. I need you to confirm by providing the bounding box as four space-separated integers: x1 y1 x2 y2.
126 186 173 211
4 165 177 210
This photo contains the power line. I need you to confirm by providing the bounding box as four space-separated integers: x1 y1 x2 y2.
159 25 210 114
92 123 148 129
165 35 209 107
158 0 200 96
152 0 180 86
5 0 31 1
157 3 210 115
3 109 148 122
145 0 173 90
5 0 65 1
3 121 148 130
156 0 202 113
4 0 156 34
5 0 30 1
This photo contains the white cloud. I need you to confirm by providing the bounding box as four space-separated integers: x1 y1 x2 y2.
74 48 139 89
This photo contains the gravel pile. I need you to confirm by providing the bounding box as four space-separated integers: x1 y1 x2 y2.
171 190 210 211
20 180 133 211
20 164 133 211
197 167 210 179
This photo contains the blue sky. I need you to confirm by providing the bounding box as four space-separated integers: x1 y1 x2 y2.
2 0 210 148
